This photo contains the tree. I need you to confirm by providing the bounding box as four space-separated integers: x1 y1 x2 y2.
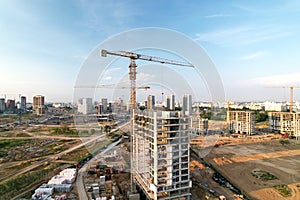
200 112 211 120
104 125 111 134
254 111 268 122
139 106 146 111
90 129 96 134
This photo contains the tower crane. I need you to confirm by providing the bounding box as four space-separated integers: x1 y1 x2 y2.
226 101 231 123
271 86 300 113
101 49 194 193
101 49 193 111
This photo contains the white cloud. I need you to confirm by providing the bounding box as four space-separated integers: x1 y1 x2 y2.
204 14 233 18
244 73 300 87
76 0 141 33
240 51 268 60
195 27 251 44
195 25 292 46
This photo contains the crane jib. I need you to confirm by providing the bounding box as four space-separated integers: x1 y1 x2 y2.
101 49 194 67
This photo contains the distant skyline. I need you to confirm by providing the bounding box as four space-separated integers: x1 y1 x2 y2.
1 1 300 102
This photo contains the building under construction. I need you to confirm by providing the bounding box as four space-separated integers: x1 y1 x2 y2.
132 109 191 200
190 117 208 135
227 110 254 135
268 112 300 139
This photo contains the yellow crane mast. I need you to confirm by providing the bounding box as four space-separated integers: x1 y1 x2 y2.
271 86 300 113
101 49 193 111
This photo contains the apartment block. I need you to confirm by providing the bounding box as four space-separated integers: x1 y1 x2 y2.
190 117 208 135
77 98 93 114
6 99 15 109
133 110 191 200
182 95 192 116
0 98 5 112
101 98 108 113
21 96 26 113
33 95 45 115
264 101 287 112
166 95 175 111
268 112 300 139
147 95 155 110
227 111 254 135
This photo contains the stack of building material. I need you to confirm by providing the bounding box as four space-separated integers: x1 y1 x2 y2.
31 184 54 200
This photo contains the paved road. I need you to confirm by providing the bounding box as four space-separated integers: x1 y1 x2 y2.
76 138 123 200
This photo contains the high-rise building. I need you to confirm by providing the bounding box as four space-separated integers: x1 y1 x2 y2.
101 98 108 113
0 98 5 112
21 96 26 113
108 102 113 113
166 95 175 111
6 99 16 109
33 95 45 115
77 98 93 114
133 110 192 199
147 95 155 110
182 95 192 115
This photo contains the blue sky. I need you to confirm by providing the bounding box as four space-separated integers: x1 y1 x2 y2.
1 0 300 102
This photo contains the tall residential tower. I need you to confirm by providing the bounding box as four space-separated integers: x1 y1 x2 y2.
33 95 45 115
133 109 191 199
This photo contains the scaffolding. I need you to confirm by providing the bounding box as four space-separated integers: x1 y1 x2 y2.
132 110 192 200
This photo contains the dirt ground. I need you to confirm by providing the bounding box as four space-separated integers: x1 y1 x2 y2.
191 168 237 200
203 138 300 200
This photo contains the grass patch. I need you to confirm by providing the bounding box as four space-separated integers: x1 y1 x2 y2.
38 143 67 157
0 150 8 157
15 132 31 137
0 128 9 132
279 139 290 145
0 163 59 199
274 184 292 197
0 139 32 149
88 138 110 154
251 170 278 181
60 147 90 162
5 161 32 170
52 125 79 136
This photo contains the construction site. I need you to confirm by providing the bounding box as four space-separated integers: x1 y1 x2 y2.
89 49 194 200
268 86 300 139
74 50 300 200
227 111 254 135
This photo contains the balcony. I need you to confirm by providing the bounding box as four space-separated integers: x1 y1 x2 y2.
158 172 167 178
157 133 167 138
157 140 168 145
157 192 168 198
158 166 167 171
158 179 167 184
